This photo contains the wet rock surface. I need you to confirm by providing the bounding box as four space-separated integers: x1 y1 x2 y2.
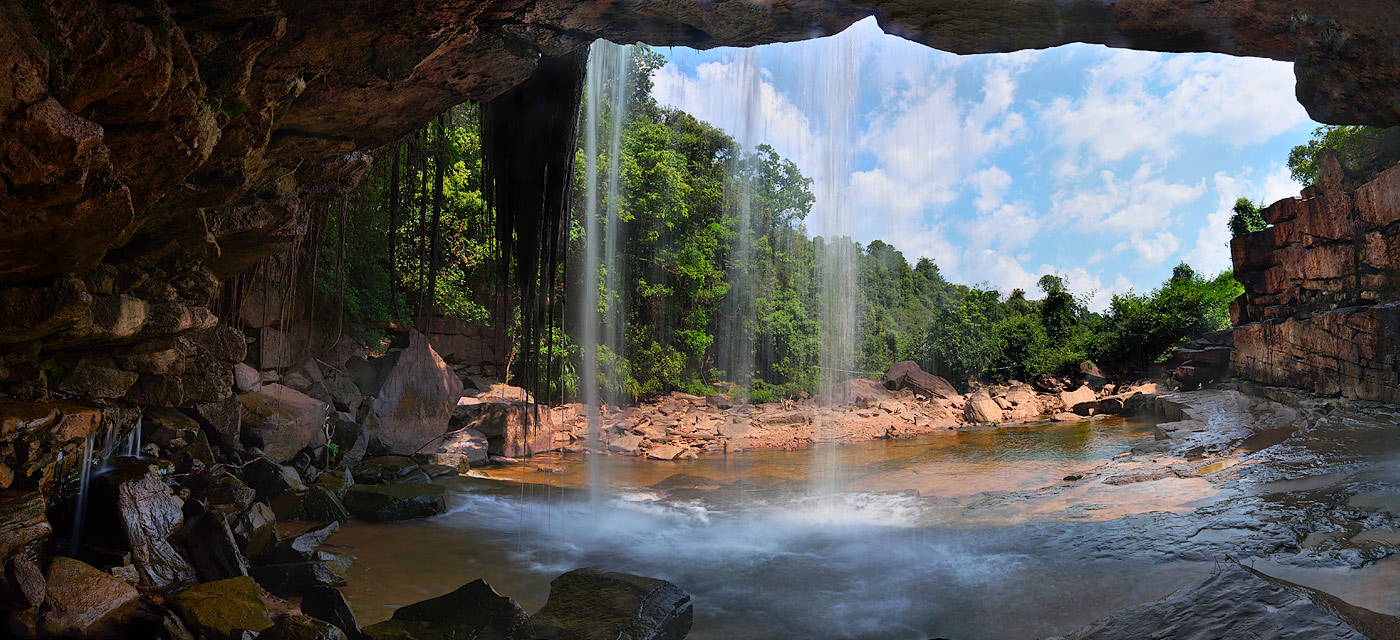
342 483 447 522
362 578 534 640
38 556 140 639
1049 563 1400 640
531 568 693 640
167 576 274 640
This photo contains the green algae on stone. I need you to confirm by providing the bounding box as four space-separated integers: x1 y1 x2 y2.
342 483 446 522
168 576 273 640
362 578 533 640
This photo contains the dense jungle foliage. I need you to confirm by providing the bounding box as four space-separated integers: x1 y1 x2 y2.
315 47 1242 402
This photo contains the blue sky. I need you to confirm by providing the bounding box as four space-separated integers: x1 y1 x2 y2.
648 18 1315 311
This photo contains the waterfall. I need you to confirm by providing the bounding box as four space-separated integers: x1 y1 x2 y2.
806 34 860 499
719 49 765 391
123 416 142 457
582 40 633 512
68 432 95 556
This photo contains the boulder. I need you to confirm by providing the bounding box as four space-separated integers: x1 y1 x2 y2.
301 586 362 640
1002 384 1041 421
200 473 257 518
456 402 557 458
258 327 293 369
257 522 340 566
257 615 346 640
646 445 684 461
298 486 351 523
183 512 250 582
609 435 644 456
362 578 534 640
359 330 463 455
1048 564 1400 640
343 483 447 522
1075 362 1108 391
883 361 958 399
314 470 353 498
39 557 140 638
242 457 309 521
323 376 364 415
231 502 278 560
0 490 51 560
113 467 197 590
190 396 244 454
239 384 330 463
530 568 692 640
234 363 261 393
351 457 423 485
963 390 1002 424
3 554 45 611
1031 374 1065 393
249 558 348 598
168 577 273 640
1059 385 1097 410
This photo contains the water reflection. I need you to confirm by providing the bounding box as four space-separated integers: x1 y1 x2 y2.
332 418 1225 639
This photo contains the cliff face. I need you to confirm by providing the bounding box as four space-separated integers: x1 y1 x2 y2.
1231 162 1400 403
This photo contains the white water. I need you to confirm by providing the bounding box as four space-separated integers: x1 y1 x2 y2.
581 40 633 512
67 432 94 556
717 48 765 389
804 34 861 498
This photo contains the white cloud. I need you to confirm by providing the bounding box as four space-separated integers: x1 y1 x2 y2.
1112 231 1181 267
1051 164 1205 234
1183 164 1302 274
960 203 1041 251
1042 49 1308 175
970 166 1013 213
652 56 816 169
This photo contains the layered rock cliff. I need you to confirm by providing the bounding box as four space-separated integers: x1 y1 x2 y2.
1231 160 1400 403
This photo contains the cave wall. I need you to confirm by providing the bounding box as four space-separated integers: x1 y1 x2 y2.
1231 161 1400 403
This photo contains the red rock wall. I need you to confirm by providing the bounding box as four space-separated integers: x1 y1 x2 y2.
1230 163 1400 403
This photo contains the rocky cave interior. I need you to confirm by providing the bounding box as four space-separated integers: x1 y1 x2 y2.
1 1 1400 639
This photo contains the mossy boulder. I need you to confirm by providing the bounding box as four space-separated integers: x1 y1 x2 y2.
342 483 446 522
351 456 427 485
257 614 346 640
531 568 692 640
168 576 273 640
362 579 533 640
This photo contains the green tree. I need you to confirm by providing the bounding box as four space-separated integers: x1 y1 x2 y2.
1288 125 1400 187
1227 198 1266 238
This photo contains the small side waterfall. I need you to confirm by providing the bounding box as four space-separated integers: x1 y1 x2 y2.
68 432 95 556
68 414 143 556
123 416 142 457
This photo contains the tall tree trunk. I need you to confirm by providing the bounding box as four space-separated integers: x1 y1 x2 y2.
387 140 401 316
425 115 447 332
416 128 431 322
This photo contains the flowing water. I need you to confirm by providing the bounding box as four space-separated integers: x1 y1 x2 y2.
580 39 632 511
332 417 1225 639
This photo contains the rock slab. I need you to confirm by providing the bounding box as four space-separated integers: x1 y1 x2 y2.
1050 564 1400 640
531 567 693 640
362 578 534 640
